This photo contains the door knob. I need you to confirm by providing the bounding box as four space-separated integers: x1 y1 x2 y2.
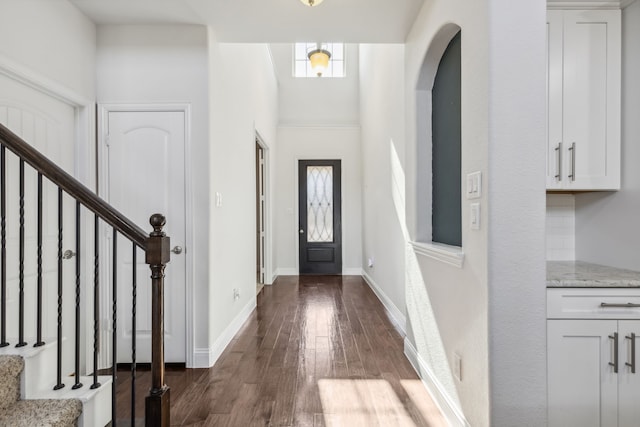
299 229 304 234
62 250 76 259
171 246 183 255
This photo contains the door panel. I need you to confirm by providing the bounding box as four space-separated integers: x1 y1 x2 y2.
0 74 77 377
106 110 186 363
298 160 341 275
548 319 618 427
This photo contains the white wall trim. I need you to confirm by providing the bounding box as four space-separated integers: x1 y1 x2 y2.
343 268 364 275
547 1 627 9
195 297 257 368
404 339 470 427
0 53 92 107
255 131 274 285
362 271 407 333
97 103 197 367
275 268 298 276
277 123 361 129
410 241 465 268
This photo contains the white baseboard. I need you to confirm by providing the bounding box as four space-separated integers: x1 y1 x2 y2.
275 268 297 276
343 267 363 275
361 271 407 333
192 297 257 368
404 339 469 427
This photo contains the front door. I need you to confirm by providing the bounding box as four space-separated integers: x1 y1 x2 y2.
298 160 342 275
104 109 186 363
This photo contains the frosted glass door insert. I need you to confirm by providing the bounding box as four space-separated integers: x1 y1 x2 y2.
306 166 334 242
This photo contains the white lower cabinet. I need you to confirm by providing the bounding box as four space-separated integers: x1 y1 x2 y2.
548 317 640 427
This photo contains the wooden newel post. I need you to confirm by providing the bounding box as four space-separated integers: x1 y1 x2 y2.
145 213 171 427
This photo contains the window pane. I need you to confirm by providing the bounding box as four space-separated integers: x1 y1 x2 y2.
307 166 333 242
293 42 346 78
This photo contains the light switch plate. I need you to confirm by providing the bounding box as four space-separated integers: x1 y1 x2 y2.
466 171 482 199
470 203 480 230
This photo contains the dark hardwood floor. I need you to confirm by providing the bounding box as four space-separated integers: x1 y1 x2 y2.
115 275 447 426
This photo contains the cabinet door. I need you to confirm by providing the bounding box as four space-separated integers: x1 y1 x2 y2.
562 10 621 190
618 321 640 427
548 320 618 427
546 10 564 190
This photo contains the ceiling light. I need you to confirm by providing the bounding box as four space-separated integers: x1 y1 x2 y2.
308 48 331 77
300 0 324 6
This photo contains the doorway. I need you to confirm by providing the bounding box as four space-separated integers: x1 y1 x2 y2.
255 139 265 294
298 159 342 275
100 105 189 363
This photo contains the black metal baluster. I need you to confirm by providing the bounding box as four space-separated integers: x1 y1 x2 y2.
16 160 26 348
0 145 8 348
54 187 64 390
72 201 82 390
112 229 117 425
131 242 137 426
34 173 44 347
91 214 101 390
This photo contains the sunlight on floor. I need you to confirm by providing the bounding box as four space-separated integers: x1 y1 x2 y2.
318 378 448 426
401 379 449 426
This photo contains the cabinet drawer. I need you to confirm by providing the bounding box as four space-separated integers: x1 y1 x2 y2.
548 288 640 319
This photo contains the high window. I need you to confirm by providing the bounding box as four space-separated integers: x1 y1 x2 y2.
293 43 345 78
431 32 462 247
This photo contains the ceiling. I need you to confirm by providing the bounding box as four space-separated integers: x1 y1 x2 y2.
69 0 426 43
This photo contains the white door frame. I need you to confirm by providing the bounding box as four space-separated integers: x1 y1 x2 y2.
98 103 195 367
255 132 274 284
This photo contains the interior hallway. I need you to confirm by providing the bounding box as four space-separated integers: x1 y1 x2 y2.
116 276 447 426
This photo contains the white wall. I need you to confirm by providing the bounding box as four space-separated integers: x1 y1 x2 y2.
485 1 547 424
399 0 547 425
358 44 407 323
270 44 360 126
96 24 211 364
575 1 640 270
0 0 96 100
275 126 362 275
208 31 279 363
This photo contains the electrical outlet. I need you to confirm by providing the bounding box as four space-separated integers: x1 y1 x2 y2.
454 353 463 381
215 192 223 207
368 257 375 268
233 288 240 300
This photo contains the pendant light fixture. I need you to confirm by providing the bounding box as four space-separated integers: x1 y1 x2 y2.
307 45 331 77
300 0 324 6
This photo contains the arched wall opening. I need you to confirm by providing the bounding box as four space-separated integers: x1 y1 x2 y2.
414 23 462 244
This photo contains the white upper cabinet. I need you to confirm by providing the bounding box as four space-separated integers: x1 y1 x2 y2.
546 9 621 190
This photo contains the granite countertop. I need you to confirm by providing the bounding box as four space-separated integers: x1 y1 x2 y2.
547 261 640 288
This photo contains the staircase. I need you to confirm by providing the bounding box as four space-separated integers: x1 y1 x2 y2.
0 122 172 426
0 343 111 426
0 354 82 426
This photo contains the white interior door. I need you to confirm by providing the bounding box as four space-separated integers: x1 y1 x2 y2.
0 73 77 376
105 110 186 363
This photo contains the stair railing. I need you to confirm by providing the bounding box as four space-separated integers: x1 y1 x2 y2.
0 122 170 426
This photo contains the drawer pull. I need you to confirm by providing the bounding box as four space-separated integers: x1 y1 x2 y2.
600 303 640 308
609 332 619 373
626 333 636 374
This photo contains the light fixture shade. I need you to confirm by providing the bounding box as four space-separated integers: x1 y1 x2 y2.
300 0 324 6
308 49 331 77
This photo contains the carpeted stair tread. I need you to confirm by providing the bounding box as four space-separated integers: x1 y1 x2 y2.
0 355 24 411
0 398 82 427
